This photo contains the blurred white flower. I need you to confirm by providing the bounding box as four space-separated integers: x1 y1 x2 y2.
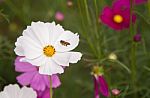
14 21 82 75
0 84 37 98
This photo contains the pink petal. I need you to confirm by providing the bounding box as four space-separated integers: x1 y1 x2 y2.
98 76 109 97
51 75 61 88
113 0 147 9
121 9 136 28
15 57 37 72
37 88 50 98
135 0 148 4
17 71 36 86
41 88 50 98
43 75 61 88
30 73 47 91
94 76 100 98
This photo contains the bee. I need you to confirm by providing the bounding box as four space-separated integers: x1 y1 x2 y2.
60 40 70 46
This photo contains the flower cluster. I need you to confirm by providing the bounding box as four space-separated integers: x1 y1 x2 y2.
0 21 82 98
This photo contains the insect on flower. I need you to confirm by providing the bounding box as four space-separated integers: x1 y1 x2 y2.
60 40 70 46
14 21 82 75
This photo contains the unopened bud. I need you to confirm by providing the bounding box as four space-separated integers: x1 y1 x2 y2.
112 89 120 96
108 53 117 61
67 1 73 7
133 33 141 42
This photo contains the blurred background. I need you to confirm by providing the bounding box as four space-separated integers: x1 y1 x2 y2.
0 0 150 98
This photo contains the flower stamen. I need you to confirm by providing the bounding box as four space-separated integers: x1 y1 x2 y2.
43 45 55 57
113 14 123 23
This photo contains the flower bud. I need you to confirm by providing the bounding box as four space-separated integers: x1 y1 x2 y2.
67 1 73 7
108 53 117 61
133 33 141 42
111 89 120 96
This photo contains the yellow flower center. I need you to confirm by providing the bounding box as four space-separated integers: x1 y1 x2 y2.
92 66 104 76
43 45 55 57
113 14 123 23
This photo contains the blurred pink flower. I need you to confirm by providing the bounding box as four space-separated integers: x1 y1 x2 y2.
100 5 136 30
15 57 61 91
55 12 64 22
113 0 148 9
111 88 121 96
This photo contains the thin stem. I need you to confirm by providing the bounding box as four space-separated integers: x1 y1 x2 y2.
50 76 53 98
77 0 97 57
130 0 137 97
84 0 91 25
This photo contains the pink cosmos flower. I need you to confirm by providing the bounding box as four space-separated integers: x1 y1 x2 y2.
55 11 64 22
92 66 109 98
15 57 61 91
113 0 148 9
100 5 136 30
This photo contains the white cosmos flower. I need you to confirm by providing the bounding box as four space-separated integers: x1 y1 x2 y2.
14 21 82 75
0 84 37 98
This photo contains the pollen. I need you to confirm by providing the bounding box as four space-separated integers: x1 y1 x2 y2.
113 14 123 23
43 45 55 57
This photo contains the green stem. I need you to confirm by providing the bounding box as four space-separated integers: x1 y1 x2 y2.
84 0 91 25
50 76 53 98
77 0 97 57
148 0 150 18
130 0 137 97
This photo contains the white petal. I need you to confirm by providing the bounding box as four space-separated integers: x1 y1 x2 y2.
19 86 37 98
3 84 20 98
31 21 50 45
22 36 42 59
52 52 71 66
23 21 50 46
54 31 79 52
39 58 64 75
24 55 46 66
23 26 42 46
46 22 65 45
14 36 24 56
69 52 82 63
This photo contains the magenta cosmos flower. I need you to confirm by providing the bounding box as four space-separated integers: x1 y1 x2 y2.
113 0 148 9
100 5 136 30
15 57 61 91
92 66 109 98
